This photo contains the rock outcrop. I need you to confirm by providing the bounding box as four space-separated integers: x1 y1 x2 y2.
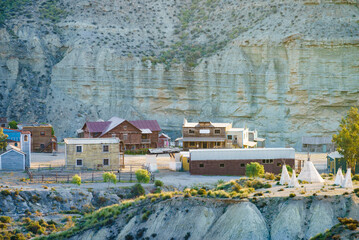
1 0 359 148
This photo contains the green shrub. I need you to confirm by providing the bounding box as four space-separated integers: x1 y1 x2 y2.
254 192 263 197
154 180 163 187
1 190 11 196
198 188 207 196
352 175 359 181
72 174 81 186
26 221 45 234
135 169 150 183
0 223 7 229
245 179 267 189
103 172 117 185
131 183 145 197
289 193 296 198
0 216 11 223
286 165 293 173
246 162 264 178
263 172 275 180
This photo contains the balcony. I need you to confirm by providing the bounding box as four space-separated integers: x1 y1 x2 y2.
141 139 151 144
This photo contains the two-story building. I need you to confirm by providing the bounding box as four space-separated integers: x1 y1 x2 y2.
17 123 57 153
81 117 161 150
0 118 8 128
64 138 122 169
182 119 265 151
182 119 232 151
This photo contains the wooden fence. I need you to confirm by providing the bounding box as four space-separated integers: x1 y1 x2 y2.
28 165 154 183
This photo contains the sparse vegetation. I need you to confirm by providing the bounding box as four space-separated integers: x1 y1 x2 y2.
135 169 150 184
246 162 265 178
131 183 145 197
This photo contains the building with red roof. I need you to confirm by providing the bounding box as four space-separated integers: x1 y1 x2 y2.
81 117 162 150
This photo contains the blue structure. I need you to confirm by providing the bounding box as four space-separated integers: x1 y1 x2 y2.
0 128 31 171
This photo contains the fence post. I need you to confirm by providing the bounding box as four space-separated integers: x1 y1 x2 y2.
49 164 51 170
38 165 40 172
118 169 121 182
67 175 69 183
42 175 44 182
92 172 94 183
130 165 132 182
56 173 58 183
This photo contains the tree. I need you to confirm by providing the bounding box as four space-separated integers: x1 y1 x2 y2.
135 169 150 183
103 172 117 187
333 107 359 175
245 162 264 178
0 128 8 152
8 121 18 129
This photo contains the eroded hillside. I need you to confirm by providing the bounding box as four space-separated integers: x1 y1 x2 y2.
1 0 359 147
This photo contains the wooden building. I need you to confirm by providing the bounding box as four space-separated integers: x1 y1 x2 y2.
64 138 123 169
0 130 31 171
302 136 334 153
182 119 264 151
189 148 295 176
18 123 57 153
81 117 162 150
0 118 8 128
158 133 171 148
327 151 359 174
182 119 231 151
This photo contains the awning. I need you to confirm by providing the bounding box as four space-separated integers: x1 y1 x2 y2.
141 128 152 134
244 141 257 147
255 138 265 142
182 137 226 142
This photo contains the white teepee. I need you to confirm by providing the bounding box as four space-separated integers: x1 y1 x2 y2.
280 165 290 185
298 160 324 183
341 168 353 189
334 168 344 186
288 170 300 188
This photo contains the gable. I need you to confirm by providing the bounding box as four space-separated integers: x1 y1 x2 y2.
106 120 142 134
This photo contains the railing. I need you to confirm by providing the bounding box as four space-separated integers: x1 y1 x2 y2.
28 164 154 183
141 139 151 143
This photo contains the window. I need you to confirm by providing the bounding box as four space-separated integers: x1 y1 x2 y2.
123 125 127 130
187 159 190 163
199 163 204 168
76 159 83 166
220 163 225 168
215 129 221 134
216 142 221 146
189 142 195 146
1 124 4 127
40 144 45 149
262 159 274 164
40 131 45 136
112 134 116 137
103 145 109 152
123 134 128 140
14 143 18 147
131 145 135 150
227 135 232 140
103 159 109 166
240 163 245 167
189 129 195 134
76 145 83 153
24 135 28 142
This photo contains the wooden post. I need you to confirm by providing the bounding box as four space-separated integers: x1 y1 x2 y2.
49 164 51 170
38 165 40 172
42 175 44 182
130 165 132 182
118 169 121 182
67 175 69 183
92 172 94 183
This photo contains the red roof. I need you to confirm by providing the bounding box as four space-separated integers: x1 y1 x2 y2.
130 120 161 132
84 121 111 133
1 127 31 134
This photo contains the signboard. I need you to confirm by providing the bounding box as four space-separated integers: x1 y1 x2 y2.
200 129 210 134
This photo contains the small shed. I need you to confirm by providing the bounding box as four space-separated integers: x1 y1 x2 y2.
158 133 171 148
180 152 190 171
0 148 26 171
327 151 359 174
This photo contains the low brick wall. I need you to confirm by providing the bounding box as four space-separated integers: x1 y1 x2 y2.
189 158 295 176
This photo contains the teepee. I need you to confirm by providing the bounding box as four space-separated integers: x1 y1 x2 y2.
341 168 353 189
334 167 344 186
280 165 290 185
288 170 300 188
298 160 324 183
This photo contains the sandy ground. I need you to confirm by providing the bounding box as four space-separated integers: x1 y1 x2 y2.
0 149 345 197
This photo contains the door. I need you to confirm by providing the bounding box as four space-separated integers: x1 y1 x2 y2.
203 142 207 148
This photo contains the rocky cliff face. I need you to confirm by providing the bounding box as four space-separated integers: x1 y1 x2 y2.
1 0 359 148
